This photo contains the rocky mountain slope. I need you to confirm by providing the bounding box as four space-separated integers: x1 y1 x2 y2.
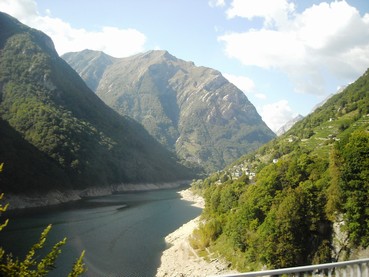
63 50 275 172
0 12 194 194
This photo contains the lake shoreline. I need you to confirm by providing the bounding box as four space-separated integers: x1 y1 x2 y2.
156 188 239 277
4 181 190 210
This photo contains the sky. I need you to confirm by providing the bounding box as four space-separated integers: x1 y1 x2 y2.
1 0 369 132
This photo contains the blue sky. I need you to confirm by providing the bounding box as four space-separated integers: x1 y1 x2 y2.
1 0 369 132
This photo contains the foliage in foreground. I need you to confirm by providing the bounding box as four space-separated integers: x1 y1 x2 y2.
0 164 86 276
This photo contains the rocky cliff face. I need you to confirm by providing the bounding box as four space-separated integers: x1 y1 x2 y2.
63 50 276 172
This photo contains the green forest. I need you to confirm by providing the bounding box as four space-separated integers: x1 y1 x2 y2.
189 69 369 271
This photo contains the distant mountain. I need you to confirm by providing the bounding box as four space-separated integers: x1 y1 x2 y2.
0 12 194 193
63 50 275 172
311 86 347 113
190 68 369 271
62 50 116 92
276 86 349 137
276 114 304 136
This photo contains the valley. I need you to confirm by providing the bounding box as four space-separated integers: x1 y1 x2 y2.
0 7 368 277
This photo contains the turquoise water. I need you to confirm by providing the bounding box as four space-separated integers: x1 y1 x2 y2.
0 188 201 277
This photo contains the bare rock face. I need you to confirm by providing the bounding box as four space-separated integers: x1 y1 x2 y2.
63 50 276 172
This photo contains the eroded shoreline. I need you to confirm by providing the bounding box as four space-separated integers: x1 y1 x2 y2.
4 181 188 210
156 188 239 277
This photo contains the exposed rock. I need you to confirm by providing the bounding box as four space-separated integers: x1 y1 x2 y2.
4 182 187 210
63 50 275 173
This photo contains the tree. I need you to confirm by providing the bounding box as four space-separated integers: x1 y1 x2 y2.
0 163 86 276
258 188 309 268
340 131 369 247
325 146 343 220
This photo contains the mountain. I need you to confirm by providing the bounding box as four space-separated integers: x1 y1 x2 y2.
62 50 275 172
190 69 369 271
276 114 304 136
62 50 116 92
311 86 347 113
0 12 194 194
276 86 350 137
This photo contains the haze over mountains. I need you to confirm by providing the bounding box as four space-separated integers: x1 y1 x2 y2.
63 49 275 172
276 114 304 136
276 86 350 136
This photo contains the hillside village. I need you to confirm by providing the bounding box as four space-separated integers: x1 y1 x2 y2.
219 113 369 186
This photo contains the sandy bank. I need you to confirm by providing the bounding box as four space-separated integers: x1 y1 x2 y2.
4 181 188 210
156 188 239 277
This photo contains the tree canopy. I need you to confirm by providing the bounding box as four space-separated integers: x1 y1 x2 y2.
189 68 369 271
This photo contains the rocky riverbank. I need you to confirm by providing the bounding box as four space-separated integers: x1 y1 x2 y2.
156 188 239 277
4 181 188 210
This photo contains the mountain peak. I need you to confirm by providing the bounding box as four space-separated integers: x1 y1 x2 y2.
64 49 275 172
0 11 57 57
127 50 178 65
147 49 170 57
62 49 116 91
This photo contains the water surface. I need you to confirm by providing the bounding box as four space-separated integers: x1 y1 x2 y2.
0 188 201 277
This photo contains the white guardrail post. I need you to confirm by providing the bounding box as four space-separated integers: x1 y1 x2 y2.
210 258 369 277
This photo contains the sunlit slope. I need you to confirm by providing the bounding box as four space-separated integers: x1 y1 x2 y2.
63 50 276 173
190 69 369 271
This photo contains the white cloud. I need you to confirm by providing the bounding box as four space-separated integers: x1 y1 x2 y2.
226 0 295 27
259 100 296 132
219 30 305 68
219 0 369 95
0 0 37 21
223 73 267 100
223 73 255 92
255 93 267 100
0 0 146 57
209 0 226 8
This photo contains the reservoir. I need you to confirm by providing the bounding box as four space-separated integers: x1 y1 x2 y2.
0 187 202 277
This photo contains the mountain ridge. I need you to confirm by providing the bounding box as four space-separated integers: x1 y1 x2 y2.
63 49 275 172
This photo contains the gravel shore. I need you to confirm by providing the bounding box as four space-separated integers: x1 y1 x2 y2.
156 188 239 277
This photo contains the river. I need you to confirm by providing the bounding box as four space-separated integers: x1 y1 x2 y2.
0 187 202 277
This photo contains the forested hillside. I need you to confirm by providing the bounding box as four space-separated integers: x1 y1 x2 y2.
0 12 195 193
190 69 369 271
